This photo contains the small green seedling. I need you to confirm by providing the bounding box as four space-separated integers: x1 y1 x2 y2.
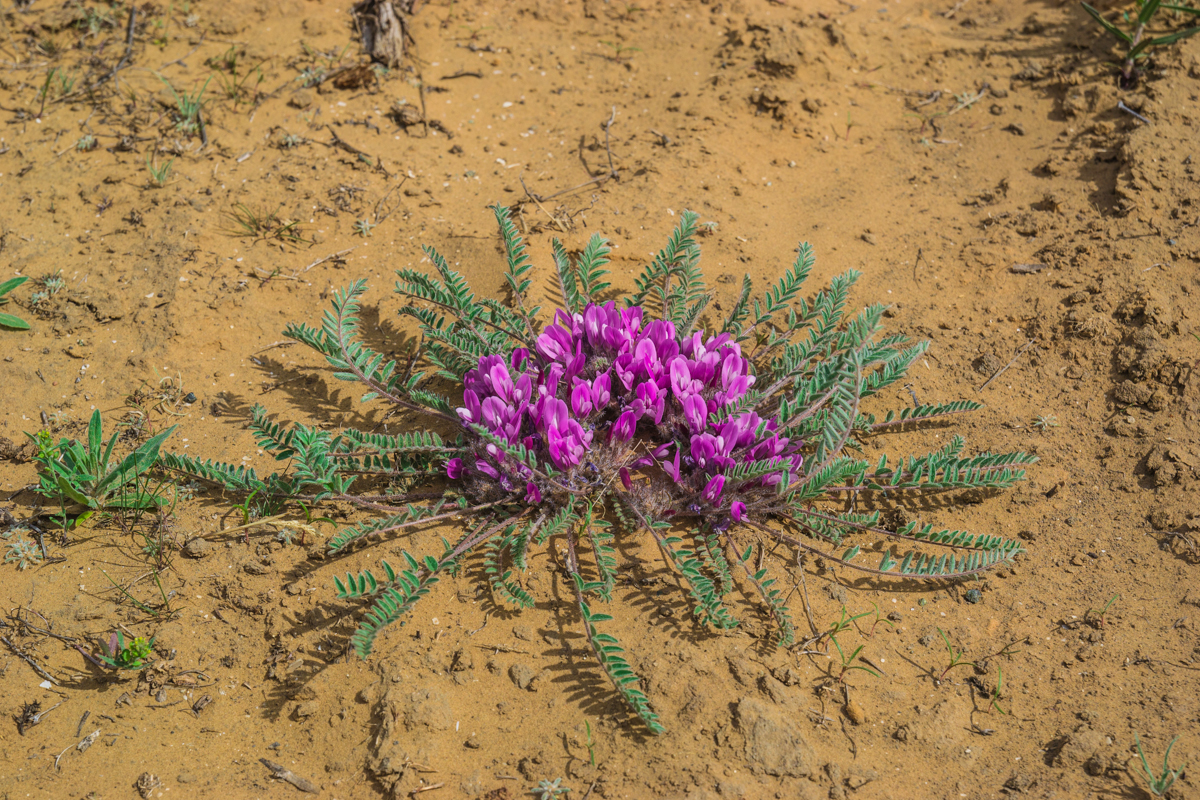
829 635 880 684
0 276 30 330
3 527 43 569
28 410 177 526
96 632 155 670
599 39 642 63
159 74 213 134
1086 592 1120 628
457 24 494 41
988 666 1008 715
146 153 175 187
353 218 376 237
1032 414 1059 431
937 627 975 683
1134 733 1187 797
532 778 570 799
227 204 306 244
584 719 596 767
852 602 895 639
825 605 876 645
1082 0 1200 87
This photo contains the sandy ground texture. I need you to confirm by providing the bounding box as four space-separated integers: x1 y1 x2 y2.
1 0 1199 798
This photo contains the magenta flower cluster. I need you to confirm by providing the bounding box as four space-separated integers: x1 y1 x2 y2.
447 302 804 520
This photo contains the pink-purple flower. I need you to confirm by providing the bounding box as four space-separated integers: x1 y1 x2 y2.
445 301 804 524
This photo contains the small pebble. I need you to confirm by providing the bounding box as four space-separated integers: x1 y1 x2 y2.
844 700 867 725
964 589 983 604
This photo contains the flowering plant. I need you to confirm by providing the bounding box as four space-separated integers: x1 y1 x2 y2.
165 207 1034 732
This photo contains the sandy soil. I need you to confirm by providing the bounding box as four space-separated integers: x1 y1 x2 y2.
1 0 1198 798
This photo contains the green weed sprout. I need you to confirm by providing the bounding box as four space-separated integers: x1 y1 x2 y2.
159 74 213 134
988 666 1008 715
1082 0 1200 87
28 410 177 526
3 528 43 569
829 635 879 684
146 153 175 187
937 627 975 683
533 778 570 800
584 719 596 767
599 39 642 63
1086 592 1120 628
1134 733 1187 796
0 276 30 330
96 632 155 670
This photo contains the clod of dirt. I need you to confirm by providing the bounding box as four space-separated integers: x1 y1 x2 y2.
733 697 817 777
1145 444 1196 487
771 665 802 687
288 91 314 109
846 767 878 790
1148 507 1183 531
1049 724 1109 769
295 700 320 718
844 699 866 725
509 663 537 691
0 436 36 462
1003 773 1033 792
181 538 212 558
1113 380 1154 407
1115 328 1169 380
974 354 1004 376
391 102 423 128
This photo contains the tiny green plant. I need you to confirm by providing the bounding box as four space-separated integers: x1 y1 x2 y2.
1134 733 1187 797
0 276 30 330
852 602 895 638
829 635 879 684
817 605 877 650
532 778 570 800
353 218 376 237
206 46 267 106
146 153 175 187
988 666 1008 715
32 270 66 303
937 627 975 683
599 39 642 63
159 74 213 134
1082 0 1200 87
1032 413 1058 431
227 203 306 244
1086 592 1120 628
618 3 645 21
2 527 43 570
281 133 305 149
28 410 177 527
76 134 98 151
457 24 494 41
94 632 155 670
584 719 596 767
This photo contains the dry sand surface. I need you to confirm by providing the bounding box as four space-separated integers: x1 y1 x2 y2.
1 0 1199 798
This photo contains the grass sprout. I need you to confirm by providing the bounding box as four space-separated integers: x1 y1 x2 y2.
1086 592 1120 628
1134 733 1187 796
1082 0 1200 87
937 627 975 683
227 203 306 244
146 153 175 187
